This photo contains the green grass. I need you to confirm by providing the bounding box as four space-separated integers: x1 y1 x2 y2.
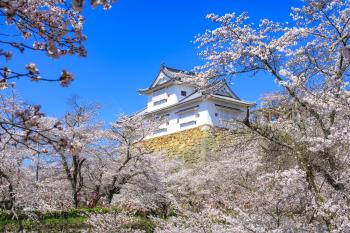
0 207 123 221
123 216 156 233
0 216 87 226
0 207 123 232
0 207 159 232
0 216 88 232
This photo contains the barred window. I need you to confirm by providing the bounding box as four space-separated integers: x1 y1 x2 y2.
180 121 196 128
153 99 167 106
154 128 167 134
219 109 235 121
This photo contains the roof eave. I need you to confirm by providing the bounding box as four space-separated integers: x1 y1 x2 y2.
144 96 203 116
209 95 256 107
138 80 176 95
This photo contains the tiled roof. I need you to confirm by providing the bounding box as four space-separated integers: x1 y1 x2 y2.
139 65 196 94
144 91 255 115
161 66 196 80
138 65 255 116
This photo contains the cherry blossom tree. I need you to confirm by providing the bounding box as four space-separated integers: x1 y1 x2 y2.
0 145 30 211
0 2 118 204
0 96 75 212
88 211 146 233
0 90 60 152
0 0 116 88
0 95 171 215
46 98 103 208
193 0 350 231
0 0 117 212
83 114 171 214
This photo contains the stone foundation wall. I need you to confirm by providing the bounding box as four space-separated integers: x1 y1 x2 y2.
142 125 233 162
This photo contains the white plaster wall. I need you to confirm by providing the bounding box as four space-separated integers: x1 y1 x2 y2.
146 86 173 112
147 96 250 138
206 100 247 127
172 85 194 102
150 101 212 137
146 85 195 113
148 99 251 138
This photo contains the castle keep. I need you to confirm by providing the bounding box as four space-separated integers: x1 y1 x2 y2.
138 65 255 137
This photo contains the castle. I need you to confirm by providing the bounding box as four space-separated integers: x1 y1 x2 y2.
138 65 255 137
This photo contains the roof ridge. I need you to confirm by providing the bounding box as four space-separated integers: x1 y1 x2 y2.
162 65 196 75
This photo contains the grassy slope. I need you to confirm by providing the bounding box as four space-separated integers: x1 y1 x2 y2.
0 208 155 233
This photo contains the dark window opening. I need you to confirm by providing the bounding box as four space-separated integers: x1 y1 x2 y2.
153 99 167 106
180 121 196 128
181 91 187 96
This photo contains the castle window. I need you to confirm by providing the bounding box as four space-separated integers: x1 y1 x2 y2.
181 91 187 96
154 128 167 134
180 121 196 128
153 99 167 106
219 109 235 121
215 113 218 117
178 111 195 124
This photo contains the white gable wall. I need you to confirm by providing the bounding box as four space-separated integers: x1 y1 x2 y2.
172 84 194 102
153 72 169 87
146 84 195 113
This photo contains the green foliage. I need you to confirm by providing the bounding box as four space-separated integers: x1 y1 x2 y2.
123 216 156 233
0 208 161 232
0 207 123 232
168 207 178 217
0 217 88 232
0 207 122 222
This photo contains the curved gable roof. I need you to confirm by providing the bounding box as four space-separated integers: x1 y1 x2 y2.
139 65 243 103
139 65 196 94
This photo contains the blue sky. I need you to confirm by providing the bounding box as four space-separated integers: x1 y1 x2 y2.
11 0 297 122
